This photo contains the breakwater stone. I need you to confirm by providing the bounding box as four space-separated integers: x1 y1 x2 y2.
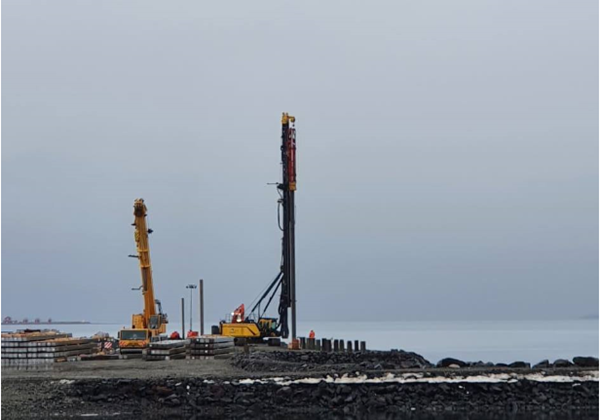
232 349 432 372
574 357 599 368
63 376 598 417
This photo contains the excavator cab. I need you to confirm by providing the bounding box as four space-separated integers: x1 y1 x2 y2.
258 317 279 336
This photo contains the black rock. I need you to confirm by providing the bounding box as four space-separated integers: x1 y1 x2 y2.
154 386 173 397
437 357 467 368
89 393 108 402
533 359 550 369
276 386 292 397
573 357 599 367
164 396 181 407
553 359 574 368
469 361 485 367
509 361 530 369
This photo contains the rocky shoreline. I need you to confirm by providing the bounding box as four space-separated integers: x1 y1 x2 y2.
2 350 598 419
2 373 598 419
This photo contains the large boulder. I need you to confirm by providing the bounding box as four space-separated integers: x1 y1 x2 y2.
437 357 467 368
573 357 599 367
553 359 574 368
508 361 530 369
533 359 550 369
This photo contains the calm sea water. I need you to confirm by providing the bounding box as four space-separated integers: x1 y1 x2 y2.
4 319 597 365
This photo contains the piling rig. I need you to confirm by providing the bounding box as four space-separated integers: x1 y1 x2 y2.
216 113 297 343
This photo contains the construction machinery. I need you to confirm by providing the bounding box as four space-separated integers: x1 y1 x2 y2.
118 199 168 352
215 113 298 344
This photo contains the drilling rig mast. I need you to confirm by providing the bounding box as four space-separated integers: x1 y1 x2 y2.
279 112 297 340
216 113 298 342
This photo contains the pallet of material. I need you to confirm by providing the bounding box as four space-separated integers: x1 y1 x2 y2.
144 353 186 361
148 339 189 349
186 353 233 360
2 354 82 364
189 336 234 344
146 347 187 356
2 342 94 355
3 358 54 366
1 332 95 366
187 347 233 356
80 353 120 361
1 332 72 344
1 341 93 352
28 338 93 347
26 343 95 353
2 347 94 359
143 340 188 361
185 336 234 360
188 341 235 350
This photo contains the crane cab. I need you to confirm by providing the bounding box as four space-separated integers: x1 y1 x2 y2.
118 329 151 352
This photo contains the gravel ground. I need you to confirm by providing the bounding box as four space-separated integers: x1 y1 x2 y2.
2 349 598 419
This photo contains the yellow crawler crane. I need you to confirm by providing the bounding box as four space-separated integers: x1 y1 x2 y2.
119 199 168 353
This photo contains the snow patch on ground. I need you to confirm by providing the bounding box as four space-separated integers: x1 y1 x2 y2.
236 371 599 386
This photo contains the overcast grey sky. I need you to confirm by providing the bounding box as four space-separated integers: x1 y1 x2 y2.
2 1 598 324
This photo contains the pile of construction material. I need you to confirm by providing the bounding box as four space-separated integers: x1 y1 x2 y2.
187 336 234 360
1 331 95 367
142 339 188 361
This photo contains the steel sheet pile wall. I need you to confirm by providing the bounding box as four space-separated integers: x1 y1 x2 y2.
142 339 189 361
1 331 95 366
187 336 234 360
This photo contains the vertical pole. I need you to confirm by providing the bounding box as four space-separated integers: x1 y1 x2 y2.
290 190 297 340
199 279 204 335
189 288 193 332
181 298 185 338
289 119 297 341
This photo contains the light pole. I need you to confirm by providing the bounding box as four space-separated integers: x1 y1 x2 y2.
186 284 197 332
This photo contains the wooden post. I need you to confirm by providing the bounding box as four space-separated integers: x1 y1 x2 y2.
199 279 204 336
347 340 352 352
355 340 359 352
333 339 339 352
316 339 321 351
340 340 345 352
181 297 185 337
360 341 367 352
